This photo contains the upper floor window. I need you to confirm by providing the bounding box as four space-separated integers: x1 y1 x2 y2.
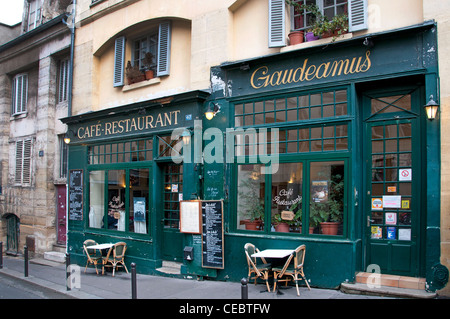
113 21 171 87
292 0 348 31
268 0 367 47
27 0 42 31
12 74 28 115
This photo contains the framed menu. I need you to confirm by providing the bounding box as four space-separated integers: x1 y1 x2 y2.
68 169 83 221
180 200 202 234
201 200 224 269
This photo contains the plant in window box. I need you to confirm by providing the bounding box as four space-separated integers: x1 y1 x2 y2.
142 52 155 80
125 61 145 85
286 1 323 41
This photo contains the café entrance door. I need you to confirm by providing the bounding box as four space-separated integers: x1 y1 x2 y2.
363 88 422 277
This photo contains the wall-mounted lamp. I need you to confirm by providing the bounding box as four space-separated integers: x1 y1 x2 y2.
363 37 374 48
181 129 191 144
205 102 220 120
64 129 76 144
424 95 439 120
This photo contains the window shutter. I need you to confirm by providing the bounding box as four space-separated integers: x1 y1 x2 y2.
268 0 286 48
22 139 32 185
15 140 23 184
113 36 126 87
157 21 171 76
21 75 28 113
348 0 368 32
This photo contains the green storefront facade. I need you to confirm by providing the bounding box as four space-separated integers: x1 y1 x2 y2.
63 21 448 291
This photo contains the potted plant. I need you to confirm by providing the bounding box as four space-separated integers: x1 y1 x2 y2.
288 29 304 45
272 200 302 233
125 61 145 84
310 173 344 235
142 52 155 80
238 171 265 230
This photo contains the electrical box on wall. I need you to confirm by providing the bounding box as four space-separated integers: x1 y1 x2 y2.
184 246 194 261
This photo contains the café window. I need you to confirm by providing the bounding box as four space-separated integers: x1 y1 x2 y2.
88 168 150 234
87 138 153 234
291 0 348 31
236 160 346 236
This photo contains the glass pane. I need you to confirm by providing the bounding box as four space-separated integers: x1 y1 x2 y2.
309 161 345 235
89 171 105 229
129 169 149 234
107 170 126 231
271 163 303 233
237 165 265 231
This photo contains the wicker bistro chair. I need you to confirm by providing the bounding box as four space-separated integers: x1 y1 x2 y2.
272 245 311 296
244 243 272 292
83 239 102 274
102 242 129 277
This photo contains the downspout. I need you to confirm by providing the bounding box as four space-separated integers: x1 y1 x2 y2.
62 0 76 117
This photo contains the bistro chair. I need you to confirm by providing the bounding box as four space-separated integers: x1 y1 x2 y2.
83 239 102 275
244 243 272 292
272 244 311 296
102 242 129 277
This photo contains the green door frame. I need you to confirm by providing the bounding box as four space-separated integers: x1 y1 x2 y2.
361 86 423 277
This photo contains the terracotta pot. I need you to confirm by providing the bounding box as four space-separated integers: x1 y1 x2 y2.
320 222 340 235
145 70 154 80
274 222 290 232
245 220 261 230
309 226 315 234
305 32 319 42
288 31 304 45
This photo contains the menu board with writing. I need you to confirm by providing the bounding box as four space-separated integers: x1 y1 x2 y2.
68 169 83 221
180 201 201 234
201 200 224 269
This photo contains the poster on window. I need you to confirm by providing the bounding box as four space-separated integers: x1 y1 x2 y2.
133 197 146 222
311 180 328 202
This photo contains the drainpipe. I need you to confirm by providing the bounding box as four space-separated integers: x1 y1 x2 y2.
63 0 76 117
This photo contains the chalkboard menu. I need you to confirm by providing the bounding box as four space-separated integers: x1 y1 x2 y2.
68 169 83 221
201 200 224 269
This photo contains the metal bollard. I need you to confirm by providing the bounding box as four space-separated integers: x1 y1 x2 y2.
131 263 137 299
241 278 248 299
0 242 3 269
24 245 28 277
66 253 71 291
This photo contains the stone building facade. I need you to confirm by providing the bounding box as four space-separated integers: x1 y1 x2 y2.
0 0 71 256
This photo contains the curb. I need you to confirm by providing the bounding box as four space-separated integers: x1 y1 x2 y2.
0 267 102 299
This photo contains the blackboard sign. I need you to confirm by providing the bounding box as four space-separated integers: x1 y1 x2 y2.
68 169 83 221
201 200 224 269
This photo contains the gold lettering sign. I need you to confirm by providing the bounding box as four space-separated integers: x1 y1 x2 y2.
250 50 372 89
76 110 181 140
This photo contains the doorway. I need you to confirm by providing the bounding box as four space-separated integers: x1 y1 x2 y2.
5 214 19 255
362 88 422 277
160 163 183 261
56 185 67 245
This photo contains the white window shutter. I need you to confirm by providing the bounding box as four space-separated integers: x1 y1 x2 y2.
269 0 286 48
22 139 32 185
348 0 368 32
113 36 126 87
15 140 23 184
157 21 171 76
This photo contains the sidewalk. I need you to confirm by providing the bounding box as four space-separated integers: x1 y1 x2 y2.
0 255 388 300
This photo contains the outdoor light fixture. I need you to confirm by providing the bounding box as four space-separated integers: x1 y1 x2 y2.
64 129 76 144
205 102 220 120
181 129 191 144
424 95 439 120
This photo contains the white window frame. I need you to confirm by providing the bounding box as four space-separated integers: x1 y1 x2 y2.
15 139 33 186
132 32 158 71
12 74 28 116
27 0 42 31
290 0 349 31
